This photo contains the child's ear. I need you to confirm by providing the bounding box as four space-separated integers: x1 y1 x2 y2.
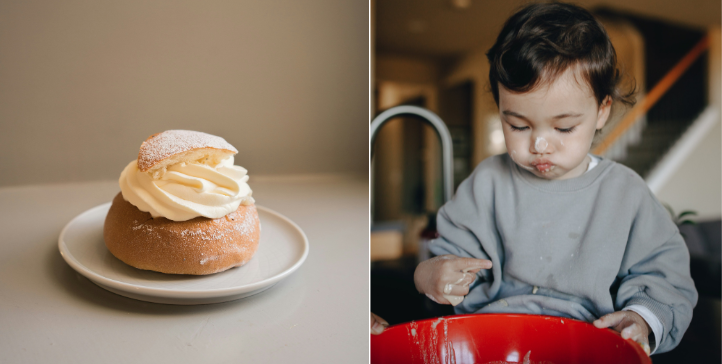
596 96 613 130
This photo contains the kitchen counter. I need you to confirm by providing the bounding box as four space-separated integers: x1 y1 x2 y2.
0 175 369 363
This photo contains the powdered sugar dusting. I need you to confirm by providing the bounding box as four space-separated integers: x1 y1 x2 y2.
178 228 228 241
200 255 221 265
137 130 238 172
233 211 256 236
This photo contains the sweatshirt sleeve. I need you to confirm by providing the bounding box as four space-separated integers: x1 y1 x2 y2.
615 188 698 354
427 161 506 312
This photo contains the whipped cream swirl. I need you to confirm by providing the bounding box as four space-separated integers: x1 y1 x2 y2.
119 156 254 221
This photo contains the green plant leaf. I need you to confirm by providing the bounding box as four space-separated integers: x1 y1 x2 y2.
680 219 697 226
678 211 698 219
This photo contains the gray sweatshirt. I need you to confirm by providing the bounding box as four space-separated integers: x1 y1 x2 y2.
428 153 698 353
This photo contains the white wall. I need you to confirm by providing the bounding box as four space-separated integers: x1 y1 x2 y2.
654 28 722 220
0 0 368 186
655 116 721 220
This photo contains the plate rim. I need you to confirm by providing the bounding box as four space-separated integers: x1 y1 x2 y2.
58 202 309 299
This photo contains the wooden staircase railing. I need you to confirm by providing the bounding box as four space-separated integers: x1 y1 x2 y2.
593 35 710 155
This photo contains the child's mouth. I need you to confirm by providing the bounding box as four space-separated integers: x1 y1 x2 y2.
531 160 555 172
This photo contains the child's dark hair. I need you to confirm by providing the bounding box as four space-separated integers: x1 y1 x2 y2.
486 2 636 108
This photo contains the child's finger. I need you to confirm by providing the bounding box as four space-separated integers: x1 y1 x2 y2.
443 294 465 306
455 257 492 271
370 313 389 335
621 323 640 339
593 312 624 329
621 324 650 355
461 272 475 285
372 312 389 326
371 321 385 335
452 272 475 286
444 282 471 296
631 329 646 345
426 293 451 305
442 272 474 293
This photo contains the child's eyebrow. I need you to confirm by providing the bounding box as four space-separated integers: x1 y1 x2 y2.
502 110 583 120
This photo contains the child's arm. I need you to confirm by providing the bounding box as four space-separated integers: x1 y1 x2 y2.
428 161 503 277
608 189 698 354
421 159 505 309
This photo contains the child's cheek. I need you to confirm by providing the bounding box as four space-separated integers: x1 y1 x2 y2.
559 137 590 166
504 133 528 156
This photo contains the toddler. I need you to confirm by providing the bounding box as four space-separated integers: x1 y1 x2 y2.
414 2 698 355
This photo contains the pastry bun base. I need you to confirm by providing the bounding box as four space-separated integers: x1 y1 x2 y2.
103 193 260 275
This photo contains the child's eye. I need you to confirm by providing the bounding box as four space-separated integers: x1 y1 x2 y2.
557 127 575 133
509 125 529 132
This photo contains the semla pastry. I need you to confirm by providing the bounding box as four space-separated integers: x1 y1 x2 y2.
103 130 260 275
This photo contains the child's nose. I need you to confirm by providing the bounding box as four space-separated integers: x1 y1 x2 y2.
530 136 553 154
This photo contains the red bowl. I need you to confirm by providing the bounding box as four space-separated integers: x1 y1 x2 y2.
371 314 651 364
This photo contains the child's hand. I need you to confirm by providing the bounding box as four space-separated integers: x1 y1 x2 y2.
414 255 492 305
593 311 652 355
370 312 389 335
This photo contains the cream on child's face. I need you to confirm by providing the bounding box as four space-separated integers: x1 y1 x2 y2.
498 67 612 180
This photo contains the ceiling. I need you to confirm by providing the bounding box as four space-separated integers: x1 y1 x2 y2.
375 0 721 58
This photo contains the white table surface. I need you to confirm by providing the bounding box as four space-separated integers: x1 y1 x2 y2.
0 175 369 363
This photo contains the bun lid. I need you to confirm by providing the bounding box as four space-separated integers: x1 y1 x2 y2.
137 130 238 173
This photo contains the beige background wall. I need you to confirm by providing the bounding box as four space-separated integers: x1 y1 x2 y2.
0 0 368 186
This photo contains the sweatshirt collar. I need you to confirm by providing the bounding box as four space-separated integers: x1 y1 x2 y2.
508 153 614 192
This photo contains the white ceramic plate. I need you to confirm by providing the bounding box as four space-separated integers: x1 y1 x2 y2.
58 203 309 305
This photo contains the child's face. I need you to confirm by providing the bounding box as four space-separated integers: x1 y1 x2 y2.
498 67 612 180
